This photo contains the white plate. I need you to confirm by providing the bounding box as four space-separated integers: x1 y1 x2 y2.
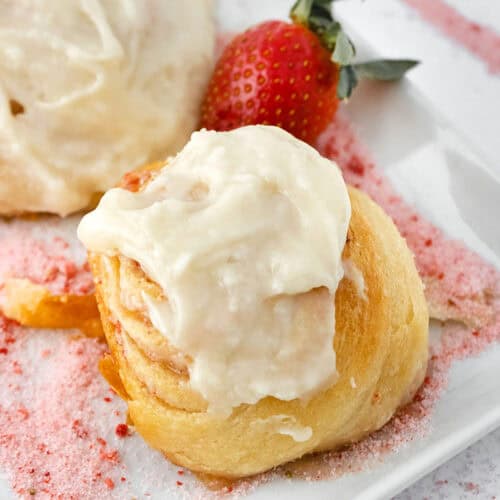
245 70 500 500
1 2 499 499
217 2 500 499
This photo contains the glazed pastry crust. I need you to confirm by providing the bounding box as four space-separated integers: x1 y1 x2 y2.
89 164 429 478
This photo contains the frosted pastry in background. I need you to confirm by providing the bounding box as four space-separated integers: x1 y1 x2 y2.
79 126 429 478
0 0 214 215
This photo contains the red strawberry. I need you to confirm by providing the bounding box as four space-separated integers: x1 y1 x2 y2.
201 0 418 144
201 20 339 144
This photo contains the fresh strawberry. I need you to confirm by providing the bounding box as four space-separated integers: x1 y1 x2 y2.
201 20 339 144
201 0 418 144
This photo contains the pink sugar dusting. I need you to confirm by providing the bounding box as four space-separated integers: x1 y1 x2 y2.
0 229 93 295
0 316 127 498
0 222 132 498
0 220 210 499
318 112 500 329
402 0 500 73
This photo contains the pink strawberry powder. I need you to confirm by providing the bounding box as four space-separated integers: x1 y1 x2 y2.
0 229 93 296
317 113 500 330
0 229 211 499
0 317 125 498
0 228 131 499
402 0 500 73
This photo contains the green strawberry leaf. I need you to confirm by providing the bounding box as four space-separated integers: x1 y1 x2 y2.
290 1 420 101
353 59 419 80
337 65 358 100
331 30 356 65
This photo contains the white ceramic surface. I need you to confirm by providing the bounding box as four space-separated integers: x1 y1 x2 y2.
243 81 500 499
235 20 500 497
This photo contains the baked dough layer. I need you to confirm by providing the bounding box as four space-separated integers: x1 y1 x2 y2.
89 165 428 478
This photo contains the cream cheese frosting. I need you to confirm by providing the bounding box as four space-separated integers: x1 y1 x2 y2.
78 126 351 415
0 0 214 215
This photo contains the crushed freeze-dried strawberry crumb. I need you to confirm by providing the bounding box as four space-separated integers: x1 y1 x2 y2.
104 477 115 489
115 424 129 438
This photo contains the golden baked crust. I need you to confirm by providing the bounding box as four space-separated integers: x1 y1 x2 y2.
89 163 429 478
2 278 102 337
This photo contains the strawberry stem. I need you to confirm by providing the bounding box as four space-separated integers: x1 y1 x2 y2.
290 0 314 25
291 0 337 48
289 0 419 100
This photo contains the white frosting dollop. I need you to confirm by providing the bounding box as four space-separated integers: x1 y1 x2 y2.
0 0 214 215
78 126 351 415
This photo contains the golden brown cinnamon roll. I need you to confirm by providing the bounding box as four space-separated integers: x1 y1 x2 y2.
79 126 428 478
